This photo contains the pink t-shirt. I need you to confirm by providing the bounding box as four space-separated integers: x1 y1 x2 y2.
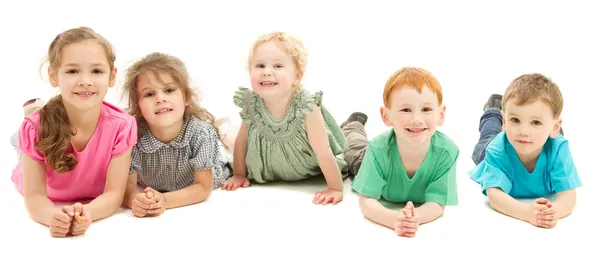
11 101 137 202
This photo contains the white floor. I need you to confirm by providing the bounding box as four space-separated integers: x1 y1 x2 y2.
1 1 598 268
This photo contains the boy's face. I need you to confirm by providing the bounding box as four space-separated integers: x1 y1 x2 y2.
380 86 445 146
502 98 562 158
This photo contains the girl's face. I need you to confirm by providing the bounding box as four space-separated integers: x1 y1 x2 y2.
50 41 115 112
136 71 189 130
249 41 301 101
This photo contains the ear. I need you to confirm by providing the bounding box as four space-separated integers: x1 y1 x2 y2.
293 72 302 87
380 106 393 127
550 118 563 138
109 67 118 87
48 66 59 87
437 104 446 126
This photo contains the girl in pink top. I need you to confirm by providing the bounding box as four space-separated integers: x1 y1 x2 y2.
10 27 137 238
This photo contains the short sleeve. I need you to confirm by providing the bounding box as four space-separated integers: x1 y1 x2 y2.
129 146 141 175
549 141 582 192
233 87 254 123
17 118 45 162
469 149 513 196
352 145 386 199
296 90 323 116
112 116 137 158
424 151 459 206
189 122 222 171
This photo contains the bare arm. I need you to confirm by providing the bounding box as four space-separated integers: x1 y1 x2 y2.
122 173 139 209
486 187 531 221
414 202 444 224
22 154 60 226
83 148 132 221
164 169 214 209
358 195 397 229
552 189 577 219
232 122 248 177
305 105 343 191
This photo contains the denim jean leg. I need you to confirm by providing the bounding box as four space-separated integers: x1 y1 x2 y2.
472 108 503 165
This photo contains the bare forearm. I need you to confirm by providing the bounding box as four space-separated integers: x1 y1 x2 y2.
122 180 139 209
25 195 58 226
84 191 124 222
164 184 211 209
359 195 397 229
487 188 529 221
415 202 444 224
317 151 343 191
553 190 576 219
232 127 248 176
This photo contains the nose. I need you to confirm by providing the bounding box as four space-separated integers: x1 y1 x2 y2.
517 124 530 136
410 112 423 124
154 91 166 104
78 73 92 87
261 67 273 76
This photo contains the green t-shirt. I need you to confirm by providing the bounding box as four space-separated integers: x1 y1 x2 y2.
351 129 459 206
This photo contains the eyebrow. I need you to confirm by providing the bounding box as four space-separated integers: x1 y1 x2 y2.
139 83 179 92
63 63 108 67
507 113 544 120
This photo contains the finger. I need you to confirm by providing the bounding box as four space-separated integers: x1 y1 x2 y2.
135 193 154 205
147 208 163 215
145 191 154 199
332 195 342 205
51 216 72 229
242 179 250 187
71 226 89 236
312 193 321 204
534 198 549 205
133 198 152 209
402 208 413 219
72 202 84 215
54 212 72 223
75 212 90 225
321 195 333 205
406 201 414 209
51 231 68 238
540 208 556 215
315 194 327 205
51 225 70 234
402 220 419 229
132 207 147 217
62 205 75 217
538 213 556 220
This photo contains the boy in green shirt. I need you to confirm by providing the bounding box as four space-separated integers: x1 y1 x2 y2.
341 67 459 237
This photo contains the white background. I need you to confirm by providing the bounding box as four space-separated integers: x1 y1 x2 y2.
0 0 598 268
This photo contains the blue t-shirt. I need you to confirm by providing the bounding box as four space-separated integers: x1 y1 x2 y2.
468 132 581 198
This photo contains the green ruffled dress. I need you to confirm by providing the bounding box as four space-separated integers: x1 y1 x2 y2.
233 87 348 183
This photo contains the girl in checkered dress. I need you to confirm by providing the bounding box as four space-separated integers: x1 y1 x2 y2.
121 52 234 217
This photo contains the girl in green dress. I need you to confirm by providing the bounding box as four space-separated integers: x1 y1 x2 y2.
219 31 348 205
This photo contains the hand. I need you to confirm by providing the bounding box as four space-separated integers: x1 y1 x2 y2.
70 202 91 236
49 206 74 238
313 188 343 205
144 187 166 217
220 175 250 191
131 191 155 218
534 198 558 228
394 201 420 237
528 198 554 228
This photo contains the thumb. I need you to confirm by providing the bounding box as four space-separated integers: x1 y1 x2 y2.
534 198 548 205
62 205 75 217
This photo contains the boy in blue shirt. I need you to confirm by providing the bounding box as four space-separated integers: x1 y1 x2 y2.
469 73 581 229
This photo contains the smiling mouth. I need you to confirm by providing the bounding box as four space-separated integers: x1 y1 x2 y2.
74 92 96 96
260 81 278 87
406 128 427 133
517 140 532 144
155 108 173 114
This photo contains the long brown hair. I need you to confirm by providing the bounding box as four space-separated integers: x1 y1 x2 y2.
36 27 116 173
121 52 219 140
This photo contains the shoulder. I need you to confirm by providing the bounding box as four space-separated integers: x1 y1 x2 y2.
431 131 459 158
184 116 219 143
100 101 136 128
368 129 396 153
484 131 508 156
545 134 573 163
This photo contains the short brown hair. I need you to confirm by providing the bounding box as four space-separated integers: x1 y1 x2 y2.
382 67 443 108
502 73 563 118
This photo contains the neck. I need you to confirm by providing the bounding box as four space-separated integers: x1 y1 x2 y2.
395 134 431 161
516 148 542 169
263 93 293 120
149 118 184 143
63 101 102 132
